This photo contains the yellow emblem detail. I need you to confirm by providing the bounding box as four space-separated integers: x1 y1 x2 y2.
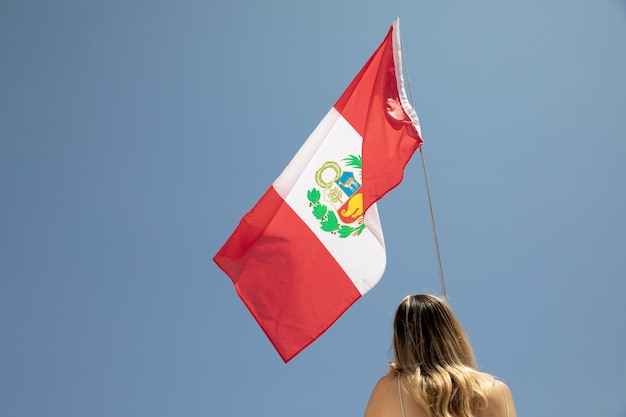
340 193 363 219
315 161 341 189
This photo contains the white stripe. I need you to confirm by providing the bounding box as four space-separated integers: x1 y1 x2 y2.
392 18 421 137
274 108 386 295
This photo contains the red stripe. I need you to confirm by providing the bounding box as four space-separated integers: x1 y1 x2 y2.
334 24 422 213
214 186 362 362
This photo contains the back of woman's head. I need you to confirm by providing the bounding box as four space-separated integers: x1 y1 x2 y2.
393 294 476 372
392 295 489 417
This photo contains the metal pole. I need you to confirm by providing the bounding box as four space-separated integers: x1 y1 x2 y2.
401 37 447 299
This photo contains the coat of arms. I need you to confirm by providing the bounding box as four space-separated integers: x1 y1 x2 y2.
306 154 366 238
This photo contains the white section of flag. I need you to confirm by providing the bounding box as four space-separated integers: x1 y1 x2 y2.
275 108 386 295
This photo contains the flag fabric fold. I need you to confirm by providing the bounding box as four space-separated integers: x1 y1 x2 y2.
214 18 423 362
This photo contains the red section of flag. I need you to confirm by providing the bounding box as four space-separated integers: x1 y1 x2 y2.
214 187 361 362
335 25 423 213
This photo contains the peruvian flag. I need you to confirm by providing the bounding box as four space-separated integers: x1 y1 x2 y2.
214 18 423 362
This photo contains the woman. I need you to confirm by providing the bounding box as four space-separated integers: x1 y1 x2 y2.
364 294 516 417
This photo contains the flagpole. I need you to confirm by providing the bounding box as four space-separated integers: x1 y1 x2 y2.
401 40 447 300
418 148 446 299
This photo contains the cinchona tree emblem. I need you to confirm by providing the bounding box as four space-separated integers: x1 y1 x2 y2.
306 154 366 238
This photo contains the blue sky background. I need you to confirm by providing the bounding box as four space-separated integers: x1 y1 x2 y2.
2 1 626 416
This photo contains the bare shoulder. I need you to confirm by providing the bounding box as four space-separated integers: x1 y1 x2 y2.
363 374 398 417
363 373 429 417
477 379 517 417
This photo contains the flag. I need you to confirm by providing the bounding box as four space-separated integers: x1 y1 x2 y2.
214 18 423 362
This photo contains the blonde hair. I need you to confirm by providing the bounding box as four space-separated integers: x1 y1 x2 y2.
392 294 492 417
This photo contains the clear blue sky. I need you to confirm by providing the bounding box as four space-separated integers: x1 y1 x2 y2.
2 1 626 416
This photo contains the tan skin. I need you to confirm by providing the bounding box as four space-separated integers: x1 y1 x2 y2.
364 371 517 417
